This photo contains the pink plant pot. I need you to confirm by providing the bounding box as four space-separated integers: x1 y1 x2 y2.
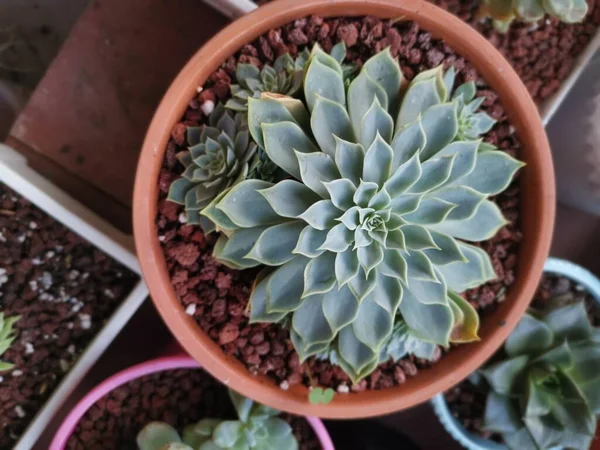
50 356 335 450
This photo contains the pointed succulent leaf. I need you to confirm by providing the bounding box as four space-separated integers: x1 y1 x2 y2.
337 325 380 382
397 67 445 128
213 228 266 269
403 197 457 225
335 248 361 286
399 287 453 346
304 58 346 112
322 284 360 332
347 69 388 141
303 251 337 296
436 242 496 292
432 186 486 221
296 151 340 198
311 95 355 158
334 137 365 186
407 155 454 194
362 47 403 114
481 355 529 395
348 268 377 301
292 293 334 345
429 200 508 241
505 313 554 357
423 230 468 265
261 122 318 179
435 140 479 184
293 226 328 257
543 301 592 341
419 103 459 160
265 257 309 313
457 150 525 194
483 393 522 434
217 180 282 228
259 180 320 218
324 179 356 211
246 221 305 265
298 200 340 230
248 97 302 149
360 97 394 149
352 296 394 349
363 134 393 186
390 120 426 170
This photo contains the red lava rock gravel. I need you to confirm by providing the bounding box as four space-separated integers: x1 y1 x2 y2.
0 183 138 449
65 368 322 450
257 0 600 106
156 15 522 393
445 273 599 440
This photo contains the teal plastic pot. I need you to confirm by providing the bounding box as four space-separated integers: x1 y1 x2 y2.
432 257 600 450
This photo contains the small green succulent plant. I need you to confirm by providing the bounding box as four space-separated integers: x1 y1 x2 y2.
226 42 355 112
167 103 258 232
481 301 600 450
137 389 298 450
0 313 20 372
202 43 523 382
480 0 588 33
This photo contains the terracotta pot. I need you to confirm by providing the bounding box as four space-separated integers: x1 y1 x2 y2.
133 0 555 418
49 356 334 450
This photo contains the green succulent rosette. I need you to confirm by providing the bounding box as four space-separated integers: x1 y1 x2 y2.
482 302 600 450
137 390 298 450
202 44 523 382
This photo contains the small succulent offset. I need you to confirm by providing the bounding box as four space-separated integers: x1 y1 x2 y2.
481 302 600 450
226 42 356 112
480 0 588 33
137 390 298 450
0 313 20 372
203 44 523 382
167 103 258 232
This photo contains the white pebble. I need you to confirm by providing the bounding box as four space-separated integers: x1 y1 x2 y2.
28 221 37 230
29 280 38 291
279 380 290 391
196 86 204 93
15 406 26 418
158 235 166 242
31 258 42 266
178 212 188 224
337 384 350 394
17 235 26 243
103 288 115 299
41 272 53 289
0 376 3 383
0 269 8 288
45 251 55 259
68 270 80 281
185 304 197 316
201 99 215 116
67 344 76 354
67 322 74 329
0 232 5 243
79 313 92 330
24 343 34 355
11 370 23 377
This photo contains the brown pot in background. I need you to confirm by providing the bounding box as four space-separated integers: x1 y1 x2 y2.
133 0 555 418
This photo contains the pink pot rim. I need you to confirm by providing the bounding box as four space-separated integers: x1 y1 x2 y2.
49 356 334 450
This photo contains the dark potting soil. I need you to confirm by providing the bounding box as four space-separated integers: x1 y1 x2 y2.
0 183 138 449
445 272 599 440
156 15 522 393
256 0 600 106
65 368 322 450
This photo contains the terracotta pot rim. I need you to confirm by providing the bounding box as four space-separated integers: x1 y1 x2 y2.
49 356 334 450
133 0 555 418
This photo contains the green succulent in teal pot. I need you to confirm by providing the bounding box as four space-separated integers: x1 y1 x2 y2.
481 0 588 33
481 301 600 450
202 43 524 383
0 313 20 372
136 389 298 450
167 103 258 232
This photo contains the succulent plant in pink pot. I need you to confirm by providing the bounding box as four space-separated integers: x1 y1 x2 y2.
50 356 334 450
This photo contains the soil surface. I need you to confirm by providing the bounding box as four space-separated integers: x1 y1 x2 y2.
0 183 138 449
445 272 599 440
157 15 523 392
257 0 600 106
65 368 322 450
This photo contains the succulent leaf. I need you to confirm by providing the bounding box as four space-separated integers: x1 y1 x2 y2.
482 301 600 450
0 313 19 372
212 44 522 382
482 0 588 32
